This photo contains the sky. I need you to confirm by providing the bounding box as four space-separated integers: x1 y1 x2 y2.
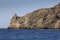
0 0 60 28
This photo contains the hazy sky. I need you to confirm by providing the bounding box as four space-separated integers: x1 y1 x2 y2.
0 0 60 28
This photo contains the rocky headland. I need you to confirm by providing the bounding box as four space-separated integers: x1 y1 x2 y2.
8 3 60 29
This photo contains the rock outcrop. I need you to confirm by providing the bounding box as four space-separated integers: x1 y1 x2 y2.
8 3 60 29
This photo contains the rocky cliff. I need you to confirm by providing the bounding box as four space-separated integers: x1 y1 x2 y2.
8 3 60 29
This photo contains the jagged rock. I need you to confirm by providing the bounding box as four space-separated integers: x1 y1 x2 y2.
8 3 60 29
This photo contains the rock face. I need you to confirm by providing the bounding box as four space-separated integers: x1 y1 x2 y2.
8 3 60 29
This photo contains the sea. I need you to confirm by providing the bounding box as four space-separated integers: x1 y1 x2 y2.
0 29 60 40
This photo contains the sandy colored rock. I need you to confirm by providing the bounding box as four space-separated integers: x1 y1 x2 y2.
8 3 60 29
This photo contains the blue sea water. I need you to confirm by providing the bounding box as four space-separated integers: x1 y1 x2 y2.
0 29 60 40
